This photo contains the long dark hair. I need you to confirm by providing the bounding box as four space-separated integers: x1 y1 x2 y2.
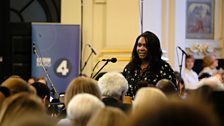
130 31 162 72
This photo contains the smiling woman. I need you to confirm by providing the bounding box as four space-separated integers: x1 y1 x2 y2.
122 31 177 99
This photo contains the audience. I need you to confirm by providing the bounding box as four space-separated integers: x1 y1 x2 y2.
36 76 47 85
0 93 49 126
59 76 101 118
12 115 56 126
1 75 32 95
199 53 219 77
128 97 220 126
132 87 167 113
27 77 36 85
86 107 127 126
0 75 33 107
182 55 199 90
31 82 50 106
98 72 130 112
64 76 101 107
0 68 223 126
156 79 178 96
58 93 105 126
197 72 224 91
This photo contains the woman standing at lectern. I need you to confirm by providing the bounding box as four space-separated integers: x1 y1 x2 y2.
122 31 177 99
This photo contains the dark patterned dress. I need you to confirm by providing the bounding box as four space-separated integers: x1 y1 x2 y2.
123 60 176 99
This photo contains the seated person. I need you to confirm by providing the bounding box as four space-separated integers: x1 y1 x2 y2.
156 79 178 96
182 55 199 90
98 72 131 112
199 54 219 77
58 93 105 126
197 72 224 91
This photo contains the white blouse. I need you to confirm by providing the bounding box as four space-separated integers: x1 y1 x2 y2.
182 68 199 90
199 67 218 77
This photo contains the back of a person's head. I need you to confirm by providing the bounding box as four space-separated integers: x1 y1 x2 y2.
133 87 167 110
9 114 56 126
156 79 178 95
1 76 31 94
64 76 101 106
129 98 220 126
98 72 128 97
36 76 47 84
0 93 46 126
190 85 213 102
203 54 216 68
86 107 127 126
67 93 105 126
198 75 224 92
31 82 50 100
27 77 36 85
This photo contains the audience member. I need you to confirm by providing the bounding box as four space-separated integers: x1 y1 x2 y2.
13 114 57 126
197 72 224 91
58 93 105 126
27 77 36 85
31 82 51 109
86 107 127 126
182 55 199 90
58 76 101 118
156 79 178 96
128 97 220 126
0 93 48 126
132 87 167 113
98 72 130 112
64 76 101 107
1 75 32 94
190 85 214 102
199 54 219 77
36 76 47 85
0 75 33 106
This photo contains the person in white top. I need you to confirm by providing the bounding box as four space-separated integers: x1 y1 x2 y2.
182 55 199 90
197 72 224 91
199 53 219 77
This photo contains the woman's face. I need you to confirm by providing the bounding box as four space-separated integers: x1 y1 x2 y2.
136 37 148 60
186 58 194 70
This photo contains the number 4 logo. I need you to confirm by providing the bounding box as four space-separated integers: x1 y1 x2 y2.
54 59 71 77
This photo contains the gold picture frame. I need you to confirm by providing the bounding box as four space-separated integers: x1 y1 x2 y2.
186 0 214 39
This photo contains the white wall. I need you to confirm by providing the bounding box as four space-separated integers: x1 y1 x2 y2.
174 0 224 71
142 0 224 71
142 0 162 38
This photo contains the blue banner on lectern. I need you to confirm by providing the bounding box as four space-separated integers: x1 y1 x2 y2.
32 23 80 94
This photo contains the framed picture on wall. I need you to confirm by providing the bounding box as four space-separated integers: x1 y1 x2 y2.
186 0 214 39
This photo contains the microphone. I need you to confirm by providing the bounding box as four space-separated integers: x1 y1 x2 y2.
92 58 117 79
87 44 97 55
102 58 117 63
177 46 188 56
